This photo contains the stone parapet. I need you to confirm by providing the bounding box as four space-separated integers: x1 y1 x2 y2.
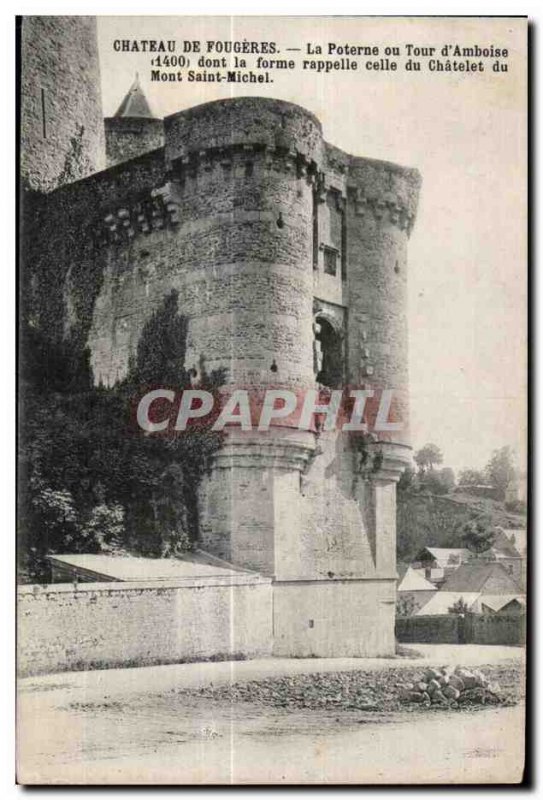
347 156 421 235
165 96 324 167
105 116 165 168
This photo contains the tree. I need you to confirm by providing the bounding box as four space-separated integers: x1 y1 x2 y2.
396 492 466 561
421 467 456 495
414 443 443 474
81 504 126 553
396 595 417 616
485 446 517 500
448 597 469 614
397 463 416 494
458 469 486 487
461 516 496 554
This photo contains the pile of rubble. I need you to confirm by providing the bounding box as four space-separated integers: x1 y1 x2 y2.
177 665 517 713
399 666 502 707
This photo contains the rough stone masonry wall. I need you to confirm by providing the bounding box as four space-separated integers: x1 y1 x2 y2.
164 96 323 163
20 16 105 192
273 431 377 580
88 97 322 389
105 117 165 167
26 149 167 345
346 157 421 446
18 577 272 676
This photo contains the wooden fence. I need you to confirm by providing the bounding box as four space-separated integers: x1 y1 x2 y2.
396 613 526 646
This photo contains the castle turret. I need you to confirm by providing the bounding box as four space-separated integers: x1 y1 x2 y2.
105 75 164 167
20 16 106 191
345 157 421 450
162 98 323 575
163 97 321 390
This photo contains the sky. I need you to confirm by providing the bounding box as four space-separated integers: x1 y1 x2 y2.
96 16 527 475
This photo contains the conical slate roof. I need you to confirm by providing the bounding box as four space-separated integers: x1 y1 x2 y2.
113 74 155 119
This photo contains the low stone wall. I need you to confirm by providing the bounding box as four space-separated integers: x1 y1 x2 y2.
18 575 272 676
396 613 526 646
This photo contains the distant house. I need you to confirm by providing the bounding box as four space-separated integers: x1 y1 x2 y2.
415 591 481 616
479 595 526 615
500 528 527 558
438 560 523 594
454 484 501 500
397 566 436 613
477 527 527 589
416 561 525 616
411 547 471 585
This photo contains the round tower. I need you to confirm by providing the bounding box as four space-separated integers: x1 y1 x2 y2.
345 157 421 452
161 97 324 572
105 75 165 167
164 97 323 391
20 16 106 191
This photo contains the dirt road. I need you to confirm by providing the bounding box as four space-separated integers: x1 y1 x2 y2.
18 645 525 784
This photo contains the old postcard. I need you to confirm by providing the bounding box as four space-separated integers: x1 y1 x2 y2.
17 15 527 784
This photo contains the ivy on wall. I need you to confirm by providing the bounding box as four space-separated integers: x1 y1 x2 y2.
18 290 225 583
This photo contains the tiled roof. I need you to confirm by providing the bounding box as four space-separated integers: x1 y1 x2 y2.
480 594 526 612
425 547 471 562
439 561 521 593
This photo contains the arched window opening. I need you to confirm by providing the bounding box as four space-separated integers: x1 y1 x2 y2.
313 316 343 388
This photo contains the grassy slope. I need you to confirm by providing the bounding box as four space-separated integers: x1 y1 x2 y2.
397 489 526 563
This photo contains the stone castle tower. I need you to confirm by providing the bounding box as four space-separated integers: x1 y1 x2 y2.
21 18 421 657
104 74 165 167
20 16 106 191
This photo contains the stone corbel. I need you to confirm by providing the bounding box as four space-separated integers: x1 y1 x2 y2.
151 182 180 226
389 203 403 223
363 441 412 483
213 429 317 472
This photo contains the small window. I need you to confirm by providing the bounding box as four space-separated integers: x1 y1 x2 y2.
323 246 338 276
